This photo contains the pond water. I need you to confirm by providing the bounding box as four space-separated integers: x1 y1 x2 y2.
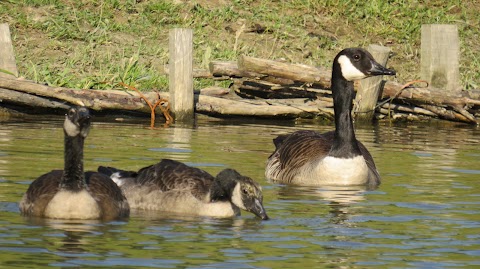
0 114 479 268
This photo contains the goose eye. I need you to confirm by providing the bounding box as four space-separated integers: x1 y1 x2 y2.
242 188 248 194
353 54 361 61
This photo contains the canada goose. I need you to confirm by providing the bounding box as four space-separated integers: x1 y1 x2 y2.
265 48 396 188
98 159 269 220
19 107 130 220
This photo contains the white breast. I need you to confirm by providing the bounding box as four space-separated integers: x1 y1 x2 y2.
44 190 101 219
294 155 369 185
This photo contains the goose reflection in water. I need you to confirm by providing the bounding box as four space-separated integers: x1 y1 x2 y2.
23 218 104 255
276 184 368 224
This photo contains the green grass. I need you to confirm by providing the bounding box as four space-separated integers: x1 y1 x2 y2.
1 0 479 90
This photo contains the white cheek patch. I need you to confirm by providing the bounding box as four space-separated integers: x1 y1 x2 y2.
231 183 246 210
64 118 80 137
337 55 367 81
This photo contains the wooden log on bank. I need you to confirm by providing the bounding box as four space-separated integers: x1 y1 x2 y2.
209 61 261 78
0 77 159 113
233 78 322 99
238 55 331 88
381 81 479 124
196 94 332 119
0 77 331 119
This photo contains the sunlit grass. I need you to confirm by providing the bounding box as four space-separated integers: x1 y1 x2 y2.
1 0 478 90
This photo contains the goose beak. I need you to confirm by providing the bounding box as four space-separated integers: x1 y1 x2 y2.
369 61 396 76
250 198 269 220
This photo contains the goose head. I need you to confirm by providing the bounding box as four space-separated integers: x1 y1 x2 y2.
63 106 91 138
334 48 396 81
215 169 269 220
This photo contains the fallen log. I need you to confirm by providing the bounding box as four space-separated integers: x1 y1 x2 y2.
1 56 479 124
237 55 331 88
209 61 261 78
196 95 332 119
381 81 479 124
0 77 159 113
382 81 480 107
0 77 331 120
232 79 320 99
0 87 70 110
379 102 437 117
210 60 297 85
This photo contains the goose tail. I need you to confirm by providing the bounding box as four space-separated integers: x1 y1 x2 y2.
97 166 137 187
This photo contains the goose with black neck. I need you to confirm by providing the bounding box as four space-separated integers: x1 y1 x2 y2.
19 106 130 220
265 48 396 188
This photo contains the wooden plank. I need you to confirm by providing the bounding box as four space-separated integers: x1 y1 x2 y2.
354 44 392 122
0 23 18 78
169 28 194 122
421 24 460 92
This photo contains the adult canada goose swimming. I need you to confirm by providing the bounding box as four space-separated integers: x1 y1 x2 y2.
265 48 396 188
98 159 269 220
19 107 130 220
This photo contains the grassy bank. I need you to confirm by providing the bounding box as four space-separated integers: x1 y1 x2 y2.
0 0 478 91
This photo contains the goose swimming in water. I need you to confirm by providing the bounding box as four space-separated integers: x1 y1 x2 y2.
19 107 130 220
98 159 268 220
265 48 396 188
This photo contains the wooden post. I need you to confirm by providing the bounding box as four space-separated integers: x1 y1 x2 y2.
169 28 194 122
421 24 460 92
0 23 18 79
354 44 391 122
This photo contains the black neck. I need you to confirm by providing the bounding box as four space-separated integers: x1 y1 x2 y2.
210 177 236 202
329 66 362 158
61 132 86 191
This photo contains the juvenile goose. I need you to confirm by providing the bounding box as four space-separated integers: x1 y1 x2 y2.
265 48 396 188
19 107 130 220
98 159 269 220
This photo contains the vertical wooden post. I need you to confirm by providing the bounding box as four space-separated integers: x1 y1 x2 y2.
0 23 18 79
169 28 194 122
421 24 460 92
354 44 391 122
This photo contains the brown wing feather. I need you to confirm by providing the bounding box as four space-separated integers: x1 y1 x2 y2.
134 159 214 200
19 170 62 217
266 130 334 182
85 172 130 219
